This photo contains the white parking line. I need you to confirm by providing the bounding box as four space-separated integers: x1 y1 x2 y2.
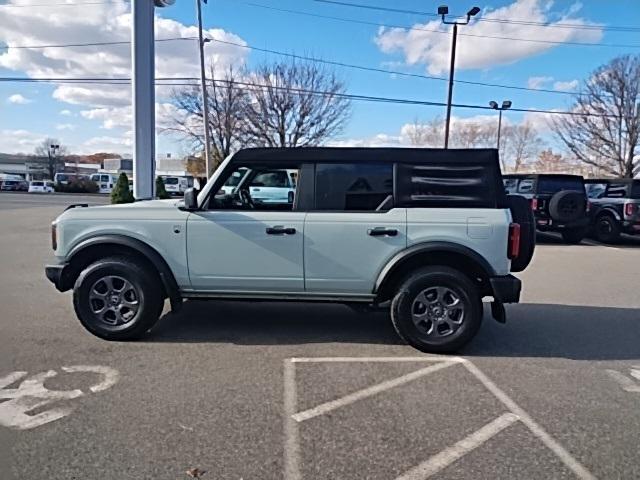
606 369 640 393
395 413 520 480
283 360 301 480
462 361 597 480
291 356 466 363
292 361 455 423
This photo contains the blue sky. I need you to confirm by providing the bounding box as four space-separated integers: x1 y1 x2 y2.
1 0 639 156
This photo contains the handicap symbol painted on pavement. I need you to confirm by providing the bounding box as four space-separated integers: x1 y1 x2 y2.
0 365 119 430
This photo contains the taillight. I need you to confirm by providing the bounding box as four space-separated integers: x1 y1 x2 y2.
586 201 592 213
508 223 521 259
530 198 538 211
51 223 57 251
625 202 638 216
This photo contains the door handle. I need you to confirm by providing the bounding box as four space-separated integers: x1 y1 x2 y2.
266 226 296 235
367 227 398 237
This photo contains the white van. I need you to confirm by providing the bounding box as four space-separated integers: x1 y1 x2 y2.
28 180 55 193
161 176 193 196
90 174 118 194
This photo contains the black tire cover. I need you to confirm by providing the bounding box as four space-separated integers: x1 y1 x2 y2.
548 190 586 222
506 195 535 273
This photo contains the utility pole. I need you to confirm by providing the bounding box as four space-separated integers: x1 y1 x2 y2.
131 0 174 200
439 5 480 149
196 0 213 180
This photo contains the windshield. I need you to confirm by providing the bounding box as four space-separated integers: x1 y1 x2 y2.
537 177 584 194
31 181 44 186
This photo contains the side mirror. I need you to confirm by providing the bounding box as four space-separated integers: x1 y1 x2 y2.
183 188 198 210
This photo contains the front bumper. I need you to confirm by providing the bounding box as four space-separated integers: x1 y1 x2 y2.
45 264 69 292
490 275 521 304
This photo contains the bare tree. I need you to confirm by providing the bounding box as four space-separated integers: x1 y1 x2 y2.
553 54 640 178
242 60 351 147
166 66 249 174
506 122 542 173
404 117 443 146
34 138 68 180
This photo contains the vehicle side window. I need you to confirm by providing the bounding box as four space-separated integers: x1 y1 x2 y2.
605 182 628 198
586 183 607 199
518 179 534 193
209 164 300 211
314 163 393 211
503 178 518 194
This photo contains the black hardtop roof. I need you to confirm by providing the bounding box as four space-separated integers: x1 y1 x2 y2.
503 173 585 180
230 147 500 165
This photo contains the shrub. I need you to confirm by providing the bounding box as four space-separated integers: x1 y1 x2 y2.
156 176 170 199
55 179 99 194
111 173 135 204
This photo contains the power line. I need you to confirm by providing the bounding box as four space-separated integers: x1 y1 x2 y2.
0 76 619 118
1 37 197 50
0 35 607 98
0 1 125 7
313 0 640 33
238 1 640 49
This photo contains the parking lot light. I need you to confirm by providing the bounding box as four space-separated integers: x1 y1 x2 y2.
489 99 512 150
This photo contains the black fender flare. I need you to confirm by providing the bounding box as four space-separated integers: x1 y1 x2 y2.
65 234 182 311
596 207 621 222
373 241 496 295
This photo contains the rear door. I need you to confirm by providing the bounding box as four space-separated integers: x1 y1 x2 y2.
304 162 406 294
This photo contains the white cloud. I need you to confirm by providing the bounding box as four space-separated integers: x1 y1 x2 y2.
0 0 248 154
375 0 603 74
553 79 579 92
527 76 553 89
0 129 45 154
7 93 32 104
56 123 76 131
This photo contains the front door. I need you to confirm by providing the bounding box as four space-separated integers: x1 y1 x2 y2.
186 164 304 292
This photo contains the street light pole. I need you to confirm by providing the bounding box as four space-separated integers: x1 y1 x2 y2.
444 22 457 150
196 0 213 180
489 100 512 151
439 5 480 149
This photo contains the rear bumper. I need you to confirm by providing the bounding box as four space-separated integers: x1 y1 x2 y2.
622 220 640 235
45 264 69 292
490 275 521 304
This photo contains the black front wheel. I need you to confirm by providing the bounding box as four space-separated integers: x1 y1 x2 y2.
391 266 482 353
73 256 164 341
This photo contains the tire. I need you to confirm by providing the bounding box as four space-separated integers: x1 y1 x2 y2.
561 228 586 244
390 266 483 353
594 214 621 243
548 190 586 223
506 195 535 272
73 256 164 341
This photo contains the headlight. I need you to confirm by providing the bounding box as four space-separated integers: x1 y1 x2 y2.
51 222 57 251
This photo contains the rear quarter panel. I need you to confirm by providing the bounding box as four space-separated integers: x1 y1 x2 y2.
407 208 512 276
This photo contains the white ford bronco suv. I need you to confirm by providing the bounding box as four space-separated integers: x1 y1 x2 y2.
46 148 534 352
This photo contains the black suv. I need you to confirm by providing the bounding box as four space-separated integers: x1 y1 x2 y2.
503 174 590 243
585 178 640 243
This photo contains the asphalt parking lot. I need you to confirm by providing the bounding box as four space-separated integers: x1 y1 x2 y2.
1 192 639 480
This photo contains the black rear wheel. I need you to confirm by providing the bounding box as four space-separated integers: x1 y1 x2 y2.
561 228 586 244
594 214 621 243
73 256 164 340
391 266 482 353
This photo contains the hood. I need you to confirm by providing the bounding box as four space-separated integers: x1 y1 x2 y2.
56 198 183 222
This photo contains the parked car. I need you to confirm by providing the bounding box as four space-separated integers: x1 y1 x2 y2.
90 173 118 194
0 179 22 191
585 178 640 243
28 180 55 193
161 175 194 196
45 147 533 353
503 174 590 243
